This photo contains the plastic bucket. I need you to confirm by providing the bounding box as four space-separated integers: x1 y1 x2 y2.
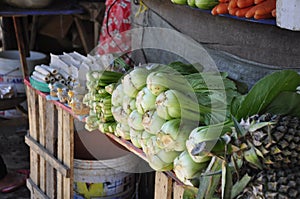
74 154 137 199
0 50 48 93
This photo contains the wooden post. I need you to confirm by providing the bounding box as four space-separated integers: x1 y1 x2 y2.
154 172 172 199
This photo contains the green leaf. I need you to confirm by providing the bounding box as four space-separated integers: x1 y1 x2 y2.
232 116 246 136
235 70 300 120
197 157 222 199
221 161 233 199
249 122 275 133
231 174 252 199
230 95 245 117
244 142 263 170
264 91 300 117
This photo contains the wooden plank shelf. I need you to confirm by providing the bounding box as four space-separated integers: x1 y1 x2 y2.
25 78 189 199
25 78 74 199
105 133 184 186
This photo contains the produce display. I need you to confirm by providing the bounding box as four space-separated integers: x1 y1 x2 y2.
82 64 300 198
172 0 219 9
171 0 276 20
83 70 123 131
211 0 276 19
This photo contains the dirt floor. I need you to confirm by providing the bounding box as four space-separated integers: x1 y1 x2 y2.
0 115 30 199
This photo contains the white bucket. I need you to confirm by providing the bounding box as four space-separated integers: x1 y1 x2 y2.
0 50 48 93
74 155 137 199
276 0 300 31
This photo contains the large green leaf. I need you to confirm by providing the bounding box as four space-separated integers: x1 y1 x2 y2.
235 70 300 120
264 91 300 117
230 95 245 120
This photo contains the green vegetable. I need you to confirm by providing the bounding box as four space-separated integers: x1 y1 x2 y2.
122 95 136 115
130 128 143 148
195 0 218 9
136 87 157 114
111 84 125 107
146 71 192 96
115 123 130 140
111 106 128 124
122 67 150 98
142 110 166 135
171 0 187 5
156 119 195 152
99 122 116 133
187 0 196 7
173 151 208 186
128 110 144 131
186 121 233 163
155 90 183 120
143 137 180 171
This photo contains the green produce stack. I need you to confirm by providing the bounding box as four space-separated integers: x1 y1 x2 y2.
82 61 300 199
109 63 240 174
83 70 123 132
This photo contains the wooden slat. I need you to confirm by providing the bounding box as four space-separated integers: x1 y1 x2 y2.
173 182 185 199
45 102 57 198
38 95 46 192
63 110 74 199
26 85 40 188
25 135 70 177
27 178 50 199
154 172 172 199
57 107 64 199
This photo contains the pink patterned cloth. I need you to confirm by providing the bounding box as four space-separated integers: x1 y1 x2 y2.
98 0 131 55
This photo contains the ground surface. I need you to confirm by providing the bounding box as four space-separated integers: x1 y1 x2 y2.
0 116 30 199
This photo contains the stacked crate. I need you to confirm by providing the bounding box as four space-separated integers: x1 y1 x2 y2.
25 82 74 199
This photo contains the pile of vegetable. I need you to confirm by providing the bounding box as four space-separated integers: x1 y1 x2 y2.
183 70 300 198
83 62 240 175
170 0 276 20
83 70 123 132
171 0 219 10
211 0 276 19
82 61 300 198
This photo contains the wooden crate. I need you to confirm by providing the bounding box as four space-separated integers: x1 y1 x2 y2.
25 84 74 199
24 80 189 199
155 172 186 199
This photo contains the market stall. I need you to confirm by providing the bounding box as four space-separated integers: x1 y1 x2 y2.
6 0 300 199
